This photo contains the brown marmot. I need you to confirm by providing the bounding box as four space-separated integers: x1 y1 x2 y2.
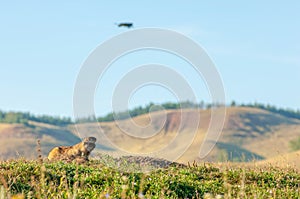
47 137 96 163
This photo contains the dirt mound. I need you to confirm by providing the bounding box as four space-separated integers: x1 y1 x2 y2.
117 155 186 168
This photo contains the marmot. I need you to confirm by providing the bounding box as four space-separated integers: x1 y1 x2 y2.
47 137 96 163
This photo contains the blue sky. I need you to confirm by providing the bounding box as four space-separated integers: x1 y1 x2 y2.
0 1 299 117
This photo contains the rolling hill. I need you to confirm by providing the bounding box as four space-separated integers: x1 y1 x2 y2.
76 107 300 163
0 121 80 160
1 107 300 165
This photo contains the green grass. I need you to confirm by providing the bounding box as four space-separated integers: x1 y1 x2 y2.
0 158 300 198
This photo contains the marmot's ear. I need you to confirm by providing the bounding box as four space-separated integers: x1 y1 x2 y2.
83 137 97 143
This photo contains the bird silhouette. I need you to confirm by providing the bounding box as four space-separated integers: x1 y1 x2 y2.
116 22 133 28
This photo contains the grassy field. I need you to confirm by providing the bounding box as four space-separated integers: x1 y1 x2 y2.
0 157 300 199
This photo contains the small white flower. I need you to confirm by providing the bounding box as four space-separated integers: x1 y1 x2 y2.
138 192 145 199
216 194 224 199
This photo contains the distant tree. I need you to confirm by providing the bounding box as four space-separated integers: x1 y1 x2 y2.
181 101 199 109
231 101 236 107
242 102 300 120
199 101 205 109
162 102 180 110
75 116 96 123
148 103 164 112
206 104 212 109
98 113 114 122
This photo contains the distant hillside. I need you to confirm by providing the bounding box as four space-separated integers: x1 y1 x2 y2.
180 107 300 163
0 121 80 160
1 106 300 163
74 107 300 163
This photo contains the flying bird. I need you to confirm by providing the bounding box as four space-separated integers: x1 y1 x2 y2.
116 22 133 28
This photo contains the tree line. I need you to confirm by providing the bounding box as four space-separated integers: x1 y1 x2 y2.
0 110 72 126
238 102 300 120
93 101 300 122
1 101 300 125
97 101 201 122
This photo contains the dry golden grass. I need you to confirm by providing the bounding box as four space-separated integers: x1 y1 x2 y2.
253 150 300 170
0 123 13 132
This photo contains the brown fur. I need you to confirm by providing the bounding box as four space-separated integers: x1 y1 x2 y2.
47 137 96 163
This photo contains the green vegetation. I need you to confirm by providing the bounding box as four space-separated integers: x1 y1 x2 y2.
0 111 28 124
290 136 300 151
0 110 72 126
97 101 200 122
241 102 300 120
0 159 299 198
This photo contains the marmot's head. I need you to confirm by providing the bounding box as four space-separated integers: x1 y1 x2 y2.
82 137 96 152
84 142 96 152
